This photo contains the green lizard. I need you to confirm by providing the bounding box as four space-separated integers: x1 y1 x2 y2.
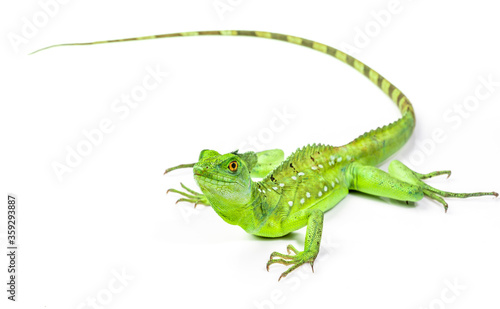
32 30 499 281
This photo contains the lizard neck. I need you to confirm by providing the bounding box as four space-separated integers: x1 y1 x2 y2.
210 182 277 234
206 181 268 231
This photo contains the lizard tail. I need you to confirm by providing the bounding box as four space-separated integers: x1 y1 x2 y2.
31 30 415 164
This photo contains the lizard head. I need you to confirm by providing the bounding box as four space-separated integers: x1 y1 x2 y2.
193 149 253 207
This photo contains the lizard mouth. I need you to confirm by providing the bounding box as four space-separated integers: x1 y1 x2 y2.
194 172 236 185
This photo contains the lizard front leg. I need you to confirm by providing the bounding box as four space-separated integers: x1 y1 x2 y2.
266 209 324 281
167 183 210 207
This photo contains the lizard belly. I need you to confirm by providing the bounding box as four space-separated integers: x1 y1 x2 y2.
252 184 349 238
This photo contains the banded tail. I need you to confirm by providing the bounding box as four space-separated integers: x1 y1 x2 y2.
32 30 416 164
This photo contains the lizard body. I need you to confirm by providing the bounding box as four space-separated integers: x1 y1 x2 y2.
32 30 498 280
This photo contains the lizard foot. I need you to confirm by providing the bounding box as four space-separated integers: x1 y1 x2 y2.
166 183 210 207
266 244 318 281
389 160 498 213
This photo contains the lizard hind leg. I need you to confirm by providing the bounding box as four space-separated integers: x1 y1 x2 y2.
388 160 498 213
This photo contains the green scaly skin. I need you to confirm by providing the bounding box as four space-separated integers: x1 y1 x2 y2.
32 30 499 281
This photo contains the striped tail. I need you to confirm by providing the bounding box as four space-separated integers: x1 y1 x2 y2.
31 30 415 164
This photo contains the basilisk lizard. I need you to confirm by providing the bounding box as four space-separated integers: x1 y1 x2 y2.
31 30 499 281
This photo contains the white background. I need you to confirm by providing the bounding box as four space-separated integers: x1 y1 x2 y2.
1 1 499 308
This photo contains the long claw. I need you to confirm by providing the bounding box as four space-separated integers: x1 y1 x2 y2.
175 197 202 206
181 182 203 196
396 162 499 213
423 185 497 213
167 184 211 207
278 263 302 281
167 188 197 199
416 170 452 180
267 245 318 280
287 244 299 255
271 252 296 260
266 258 292 271
424 189 449 213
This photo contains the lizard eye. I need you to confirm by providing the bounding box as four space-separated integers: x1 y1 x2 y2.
228 161 238 172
